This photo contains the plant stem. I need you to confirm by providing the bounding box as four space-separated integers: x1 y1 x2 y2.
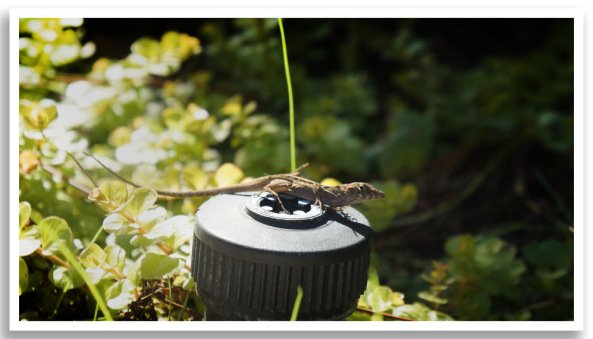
93 302 99 321
35 248 70 268
355 306 414 321
50 285 70 320
278 18 296 172
290 285 303 321
168 278 173 321
86 226 104 249
56 242 113 321
177 292 191 321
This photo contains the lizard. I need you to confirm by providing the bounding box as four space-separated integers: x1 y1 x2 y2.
84 153 385 213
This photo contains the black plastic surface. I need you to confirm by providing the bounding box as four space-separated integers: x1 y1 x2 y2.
192 192 372 320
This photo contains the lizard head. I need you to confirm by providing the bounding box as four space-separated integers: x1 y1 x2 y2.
349 182 385 201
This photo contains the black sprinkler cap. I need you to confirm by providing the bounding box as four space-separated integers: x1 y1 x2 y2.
191 192 372 320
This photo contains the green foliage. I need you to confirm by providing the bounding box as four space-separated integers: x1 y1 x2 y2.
18 18 572 322
357 181 417 232
444 235 526 320
139 253 181 280
418 261 450 308
412 234 573 321
350 267 451 321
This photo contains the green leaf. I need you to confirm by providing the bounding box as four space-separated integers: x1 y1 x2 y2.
445 234 476 257
98 181 129 206
19 201 31 229
104 245 126 273
173 269 195 291
427 310 454 321
85 268 106 284
536 268 568 280
80 244 107 268
102 213 131 235
418 291 448 305
19 258 28 295
37 216 73 255
391 302 451 321
523 240 572 270
122 188 157 217
20 100 58 131
19 236 41 257
131 37 160 60
137 206 167 230
162 215 194 251
49 265 84 291
139 252 181 279
214 163 244 187
106 279 135 310
19 226 40 256
127 257 142 286
363 285 395 313
140 222 173 242
391 291 405 307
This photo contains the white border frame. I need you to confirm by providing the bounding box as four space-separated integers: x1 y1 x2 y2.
9 7 584 332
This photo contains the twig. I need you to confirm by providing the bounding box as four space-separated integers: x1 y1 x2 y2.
40 161 92 195
83 152 140 189
67 151 98 188
35 248 71 268
355 306 414 321
39 156 178 258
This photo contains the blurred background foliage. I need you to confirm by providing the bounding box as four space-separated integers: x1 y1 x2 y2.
19 18 573 321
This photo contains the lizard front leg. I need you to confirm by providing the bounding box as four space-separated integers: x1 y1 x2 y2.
264 179 292 213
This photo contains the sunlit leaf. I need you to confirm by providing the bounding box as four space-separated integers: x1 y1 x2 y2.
104 245 126 273
139 252 181 279
102 213 132 235
320 177 341 187
80 243 107 268
19 226 41 257
162 215 194 251
37 216 73 255
122 188 157 217
214 163 244 187
106 279 135 310
138 206 167 230
20 100 58 131
19 202 31 229
49 265 84 291
19 151 39 173
98 181 129 207
418 291 448 305
363 285 395 313
182 164 208 189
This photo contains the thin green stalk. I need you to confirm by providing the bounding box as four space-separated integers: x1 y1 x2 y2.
278 18 296 172
290 285 303 321
168 278 173 321
177 292 191 321
50 285 70 319
86 226 104 249
56 242 113 321
93 303 99 321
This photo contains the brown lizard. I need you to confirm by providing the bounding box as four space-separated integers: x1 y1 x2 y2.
85 153 385 212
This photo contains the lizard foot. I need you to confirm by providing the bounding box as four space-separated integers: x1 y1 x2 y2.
264 187 290 214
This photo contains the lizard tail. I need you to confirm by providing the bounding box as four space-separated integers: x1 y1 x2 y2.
83 152 260 198
84 152 142 189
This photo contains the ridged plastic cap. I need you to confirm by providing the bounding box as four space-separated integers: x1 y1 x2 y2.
192 192 372 320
